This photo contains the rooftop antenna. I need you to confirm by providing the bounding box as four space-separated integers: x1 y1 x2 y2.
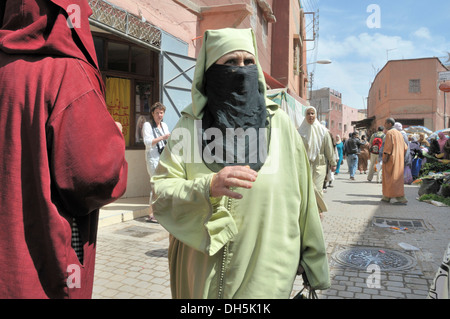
386 48 397 61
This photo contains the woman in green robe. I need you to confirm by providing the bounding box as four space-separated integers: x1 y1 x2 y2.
152 28 330 299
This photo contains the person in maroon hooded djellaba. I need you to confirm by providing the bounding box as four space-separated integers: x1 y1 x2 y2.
0 0 128 298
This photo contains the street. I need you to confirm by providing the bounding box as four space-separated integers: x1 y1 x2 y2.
93 165 449 299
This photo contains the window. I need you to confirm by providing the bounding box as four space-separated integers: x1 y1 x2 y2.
131 46 152 76
93 37 105 69
262 17 268 47
107 42 129 72
409 79 421 93
93 34 158 148
293 41 300 75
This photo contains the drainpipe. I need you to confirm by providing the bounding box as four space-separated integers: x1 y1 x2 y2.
441 89 448 128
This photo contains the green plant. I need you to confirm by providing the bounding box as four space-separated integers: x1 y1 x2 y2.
420 162 450 177
419 194 450 206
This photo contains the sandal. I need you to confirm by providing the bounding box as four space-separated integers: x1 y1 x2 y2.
145 216 158 223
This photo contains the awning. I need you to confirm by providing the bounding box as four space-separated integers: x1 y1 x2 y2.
352 116 375 129
264 71 286 90
264 71 309 105
267 88 307 129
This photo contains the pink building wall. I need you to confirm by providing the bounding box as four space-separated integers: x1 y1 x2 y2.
105 0 199 56
342 104 360 138
104 0 311 98
328 93 342 139
368 57 449 131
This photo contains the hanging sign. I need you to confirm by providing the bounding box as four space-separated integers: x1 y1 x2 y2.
439 71 450 82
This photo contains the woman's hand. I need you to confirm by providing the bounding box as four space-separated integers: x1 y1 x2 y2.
152 133 171 147
210 166 258 199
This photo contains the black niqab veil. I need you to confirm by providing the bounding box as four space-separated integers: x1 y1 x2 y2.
201 64 268 172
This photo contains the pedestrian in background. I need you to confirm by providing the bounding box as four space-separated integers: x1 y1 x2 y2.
409 134 424 180
418 133 430 148
358 135 370 174
438 132 450 159
381 118 408 204
298 107 337 216
320 124 337 190
335 135 344 175
443 138 450 160
428 136 441 157
143 102 170 223
437 132 448 153
325 132 339 188
0 0 128 298
152 28 330 299
344 132 364 180
394 122 413 184
367 126 385 183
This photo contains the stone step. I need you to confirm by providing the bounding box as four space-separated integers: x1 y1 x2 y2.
99 197 150 228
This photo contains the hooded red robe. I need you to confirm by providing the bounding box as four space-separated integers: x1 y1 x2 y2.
0 0 128 298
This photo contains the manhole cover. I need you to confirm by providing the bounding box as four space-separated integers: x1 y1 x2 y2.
114 226 159 238
331 246 416 271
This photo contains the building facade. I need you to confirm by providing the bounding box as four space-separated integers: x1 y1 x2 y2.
310 88 361 140
86 0 310 197
367 57 450 132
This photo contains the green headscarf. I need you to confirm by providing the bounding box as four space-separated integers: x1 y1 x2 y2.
188 28 276 172
190 28 276 119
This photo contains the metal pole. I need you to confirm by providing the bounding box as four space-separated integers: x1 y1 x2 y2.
445 91 447 128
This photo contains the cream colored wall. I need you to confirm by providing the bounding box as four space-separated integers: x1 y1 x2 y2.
122 150 151 198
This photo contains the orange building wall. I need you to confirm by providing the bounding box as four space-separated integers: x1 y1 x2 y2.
368 58 449 131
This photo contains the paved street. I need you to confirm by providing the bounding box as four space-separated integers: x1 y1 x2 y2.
93 165 449 299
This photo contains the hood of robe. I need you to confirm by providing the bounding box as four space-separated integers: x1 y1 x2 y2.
187 27 277 119
0 0 99 69
298 106 328 162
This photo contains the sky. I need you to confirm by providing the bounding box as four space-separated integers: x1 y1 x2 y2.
306 0 450 110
